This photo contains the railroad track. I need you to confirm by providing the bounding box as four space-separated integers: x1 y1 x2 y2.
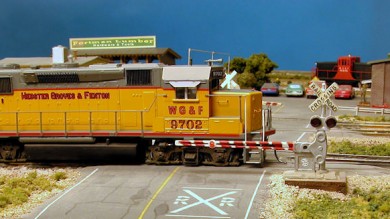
337 121 390 136
326 153 390 164
1 153 389 167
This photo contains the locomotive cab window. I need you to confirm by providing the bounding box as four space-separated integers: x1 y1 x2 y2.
169 81 200 101
175 87 197 99
0 77 13 94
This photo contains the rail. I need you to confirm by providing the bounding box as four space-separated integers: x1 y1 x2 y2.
338 106 390 115
326 153 390 164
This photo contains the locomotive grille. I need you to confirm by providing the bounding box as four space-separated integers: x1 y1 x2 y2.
37 73 80 83
126 70 151 85
0 77 12 94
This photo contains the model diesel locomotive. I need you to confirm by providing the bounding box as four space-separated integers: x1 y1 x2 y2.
314 55 371 86
0 63 275 166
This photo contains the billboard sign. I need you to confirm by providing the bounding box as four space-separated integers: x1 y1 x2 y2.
70 36 156 50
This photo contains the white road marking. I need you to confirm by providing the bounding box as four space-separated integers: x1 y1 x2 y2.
166 214 230 218
274 104 285 113
182 187 242 191
296 132 307 142
244 170 266 219
170 190 237 215
35 168 99 219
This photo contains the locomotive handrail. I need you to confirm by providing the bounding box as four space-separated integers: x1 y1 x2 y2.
316 68 371 81
0 109 151 113
144 94 162 111
1 92 265 139
1 109 149 137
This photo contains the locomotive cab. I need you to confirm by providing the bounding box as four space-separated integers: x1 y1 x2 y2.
146 65 275 166
157 65 268 139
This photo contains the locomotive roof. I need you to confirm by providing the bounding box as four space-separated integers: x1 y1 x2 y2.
162 66 212 81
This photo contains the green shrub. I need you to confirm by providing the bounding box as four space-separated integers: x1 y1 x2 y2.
328 140 390 156
0 196 10 208
52 171 67 182
294 190 390 218
0 171 65 211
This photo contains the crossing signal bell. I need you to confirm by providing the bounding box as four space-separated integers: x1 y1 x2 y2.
310 115 337 130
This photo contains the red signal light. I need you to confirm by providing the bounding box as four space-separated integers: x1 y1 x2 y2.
325 116 337 129
310 116 322 128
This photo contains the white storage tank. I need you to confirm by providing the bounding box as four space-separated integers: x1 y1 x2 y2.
52 45 69 63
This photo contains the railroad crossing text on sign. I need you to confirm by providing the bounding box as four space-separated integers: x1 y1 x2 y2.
308 82 339 112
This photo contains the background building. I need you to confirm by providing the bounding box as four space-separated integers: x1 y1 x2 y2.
368 58 390 108
0 36 181 69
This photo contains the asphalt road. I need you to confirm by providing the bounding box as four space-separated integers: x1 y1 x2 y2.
23 162 389 219
264 95 371 142
21 95 389 219
24 164 282 219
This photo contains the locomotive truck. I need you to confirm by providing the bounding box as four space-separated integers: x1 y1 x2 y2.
313 55 371 87
0 63 276 166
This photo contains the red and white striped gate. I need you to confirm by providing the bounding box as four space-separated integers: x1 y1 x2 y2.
175 140 294 151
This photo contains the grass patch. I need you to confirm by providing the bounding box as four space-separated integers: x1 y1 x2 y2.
328 140 390 156
263 175 390 219
269 71 312 80
268 71 311 87
0 168 79 218
294 188 390 219
0 171 67 209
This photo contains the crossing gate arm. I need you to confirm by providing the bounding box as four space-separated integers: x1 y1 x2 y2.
174 140 294 151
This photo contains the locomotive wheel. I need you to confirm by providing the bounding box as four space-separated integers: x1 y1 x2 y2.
202 148 241 166
183 147 200 166
146 142 182 165
0 142 26 162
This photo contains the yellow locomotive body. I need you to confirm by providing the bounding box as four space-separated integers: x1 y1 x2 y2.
0 63 275 165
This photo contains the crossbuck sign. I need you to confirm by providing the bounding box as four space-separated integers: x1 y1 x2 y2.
220 70 240 89
308 82 339 112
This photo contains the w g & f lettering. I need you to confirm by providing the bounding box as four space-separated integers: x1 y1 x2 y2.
167 105 204 115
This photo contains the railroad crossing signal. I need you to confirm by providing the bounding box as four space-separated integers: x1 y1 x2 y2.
308 82 339 112
309 115 337 130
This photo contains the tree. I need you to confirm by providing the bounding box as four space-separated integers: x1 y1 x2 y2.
245 53 278 75
237 72 257 88
226 57 246 73
224 53 278 89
